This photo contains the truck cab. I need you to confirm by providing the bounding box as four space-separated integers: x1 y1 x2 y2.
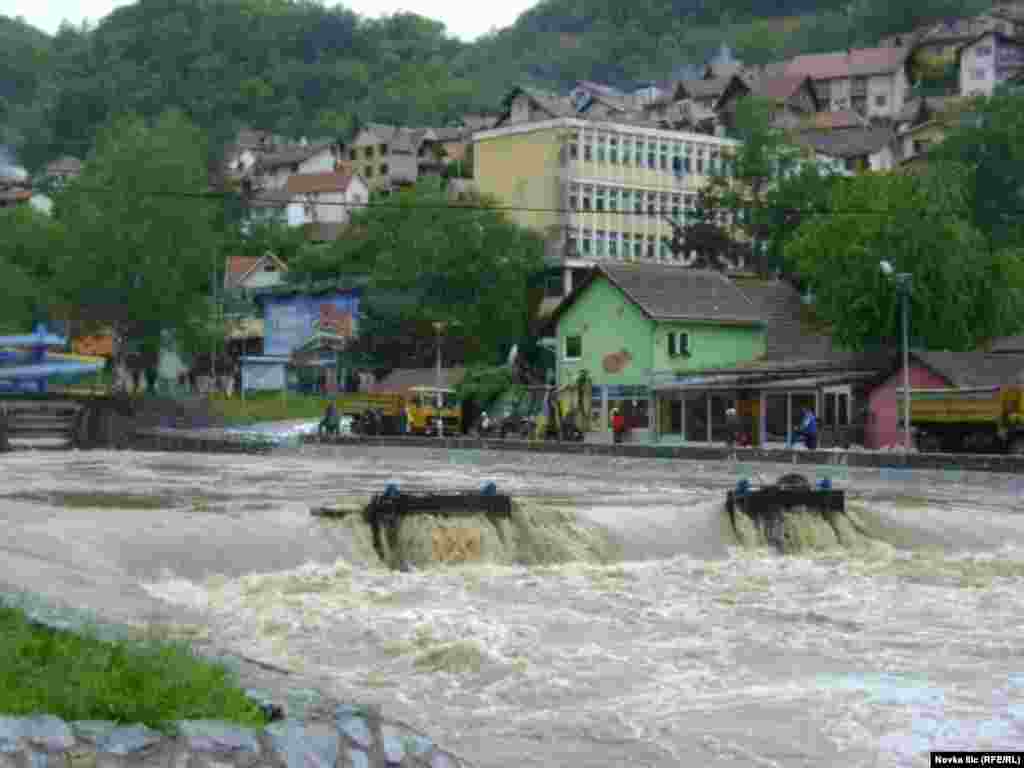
407 386 461 435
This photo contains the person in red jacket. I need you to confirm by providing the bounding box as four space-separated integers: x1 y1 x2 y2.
611 408 626 444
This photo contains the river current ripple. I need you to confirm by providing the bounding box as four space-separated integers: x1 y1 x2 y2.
5 446 1024 767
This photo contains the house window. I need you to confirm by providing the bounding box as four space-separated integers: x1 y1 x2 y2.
875 94 887 108
647 143 657 168
365 166 373 177
582 186 593 211
569 140 578 161
636 140 645 166
976 44 993 57
621 189 632 212
668 332 690 356
565 335 582 360
582 232 592 255
622 138 633 166
595 230 607 258
608 188 619 211
608 231 619 258
646 234 656 259
660 237 672 261
671 193 681 220
696 148 705 174
622 232 632 258
379 144 388 155
349 149 357 161
595 187 606 212
597 135 607 163
647 191 657 216
609 136 619 164
634 190 644 214
710 149 719 175
633 237 643 259
365 146 374 159
659 191 669 213
569 184 579 211
567 232 578 256
660 143 669 170
379 163 388 175
583 135 593 162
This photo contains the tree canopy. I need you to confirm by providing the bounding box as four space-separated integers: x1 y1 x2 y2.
785 166 1024 352
288 178 547 365
54 109 222 380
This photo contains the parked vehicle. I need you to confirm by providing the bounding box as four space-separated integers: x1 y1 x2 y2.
898 385 1024 453
406 386 462 436
333 393 404 435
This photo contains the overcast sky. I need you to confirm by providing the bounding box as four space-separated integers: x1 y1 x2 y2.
6 0 536 41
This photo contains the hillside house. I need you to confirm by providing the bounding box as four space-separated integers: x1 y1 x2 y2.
957 30 1024 96
339 124 444 191
224 252 289 293
716 74 820 131
784 46 910 118
284 171 368 233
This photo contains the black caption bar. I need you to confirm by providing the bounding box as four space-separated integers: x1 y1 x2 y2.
932 753 1024 766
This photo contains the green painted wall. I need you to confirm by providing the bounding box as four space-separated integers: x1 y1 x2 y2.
557 277 766 391
557 277 653 389
651 321 765 373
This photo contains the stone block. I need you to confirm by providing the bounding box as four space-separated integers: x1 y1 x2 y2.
264 722 338 768
97 726 163 756
26 752 69 768
175 723 259 758
23 717 75 752
70 724 119 748
96 742 174 768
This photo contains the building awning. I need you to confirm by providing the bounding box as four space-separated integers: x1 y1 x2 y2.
653 370 879 392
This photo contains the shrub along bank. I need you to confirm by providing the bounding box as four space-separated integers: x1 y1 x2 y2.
0 603 268 734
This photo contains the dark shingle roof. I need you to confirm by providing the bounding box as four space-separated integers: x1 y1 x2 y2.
731 278 837 360
797 125 895 158
913 350 1024 387
600 264 764 325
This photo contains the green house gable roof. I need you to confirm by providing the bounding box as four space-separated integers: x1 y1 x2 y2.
543 264 766 334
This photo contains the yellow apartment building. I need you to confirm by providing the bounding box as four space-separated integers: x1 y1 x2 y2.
473 117 740 295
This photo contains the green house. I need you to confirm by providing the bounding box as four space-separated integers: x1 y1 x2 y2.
542 264 766 440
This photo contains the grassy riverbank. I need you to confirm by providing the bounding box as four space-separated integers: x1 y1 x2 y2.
207 391 332 426
0 604 268 734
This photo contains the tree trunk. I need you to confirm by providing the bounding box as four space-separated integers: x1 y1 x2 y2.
110 325 128 394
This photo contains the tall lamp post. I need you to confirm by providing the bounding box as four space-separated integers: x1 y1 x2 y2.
433 321 445 438
880 261 912 452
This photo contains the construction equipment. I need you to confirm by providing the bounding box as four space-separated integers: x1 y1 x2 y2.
332 393 404 435
406 386 462 436
897 385 1024 454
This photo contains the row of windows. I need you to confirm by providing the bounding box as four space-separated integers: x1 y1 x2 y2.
567 185 736 224
363 164 388 178
350 143 390 161
568 230 678 261
565 332 691 360
568 134 730 175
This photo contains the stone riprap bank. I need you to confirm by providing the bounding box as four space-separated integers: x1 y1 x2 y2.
0 713 464 768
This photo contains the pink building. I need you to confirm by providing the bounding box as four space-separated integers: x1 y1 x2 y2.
865 362 950 449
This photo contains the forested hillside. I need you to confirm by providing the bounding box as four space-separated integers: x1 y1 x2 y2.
1 0 990 171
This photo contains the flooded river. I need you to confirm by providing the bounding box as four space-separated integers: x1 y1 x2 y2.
2 445 1024 767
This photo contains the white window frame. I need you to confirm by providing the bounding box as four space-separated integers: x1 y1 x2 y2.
564 335 583 361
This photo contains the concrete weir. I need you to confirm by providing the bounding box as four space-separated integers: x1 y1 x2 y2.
726 474 864 554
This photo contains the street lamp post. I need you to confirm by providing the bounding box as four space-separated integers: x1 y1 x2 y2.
881 261 912 452
433 321 444 438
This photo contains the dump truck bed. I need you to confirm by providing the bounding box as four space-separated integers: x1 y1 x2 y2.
898 387 1004 425
336 393 404 417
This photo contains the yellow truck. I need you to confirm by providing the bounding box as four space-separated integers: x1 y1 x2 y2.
897 386 1024 453
405 386 462 436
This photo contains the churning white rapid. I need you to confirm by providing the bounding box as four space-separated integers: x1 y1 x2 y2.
2 446 1024 767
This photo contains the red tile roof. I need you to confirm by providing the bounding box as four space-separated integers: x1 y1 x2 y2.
785 46 909 80
226 256 262 280
285 171 355 195
752 74 812 103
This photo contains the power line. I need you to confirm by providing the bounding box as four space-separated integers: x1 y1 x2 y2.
47 182 1024 219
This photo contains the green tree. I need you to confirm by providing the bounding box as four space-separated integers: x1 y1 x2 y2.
289 177 547 364
929 93 1024 253
785 168 1024 351
0 206 64 333
54 109 221 390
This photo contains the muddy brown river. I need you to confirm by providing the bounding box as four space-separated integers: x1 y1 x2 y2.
2 445 1024 767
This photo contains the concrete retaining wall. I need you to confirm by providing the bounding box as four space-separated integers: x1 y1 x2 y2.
126 430 1024 475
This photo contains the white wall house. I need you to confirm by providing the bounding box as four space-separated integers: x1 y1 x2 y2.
785 47 910 118
283 171 369 228
958 31 1024 96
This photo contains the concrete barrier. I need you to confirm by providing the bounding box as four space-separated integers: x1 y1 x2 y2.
121 429 1024 475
